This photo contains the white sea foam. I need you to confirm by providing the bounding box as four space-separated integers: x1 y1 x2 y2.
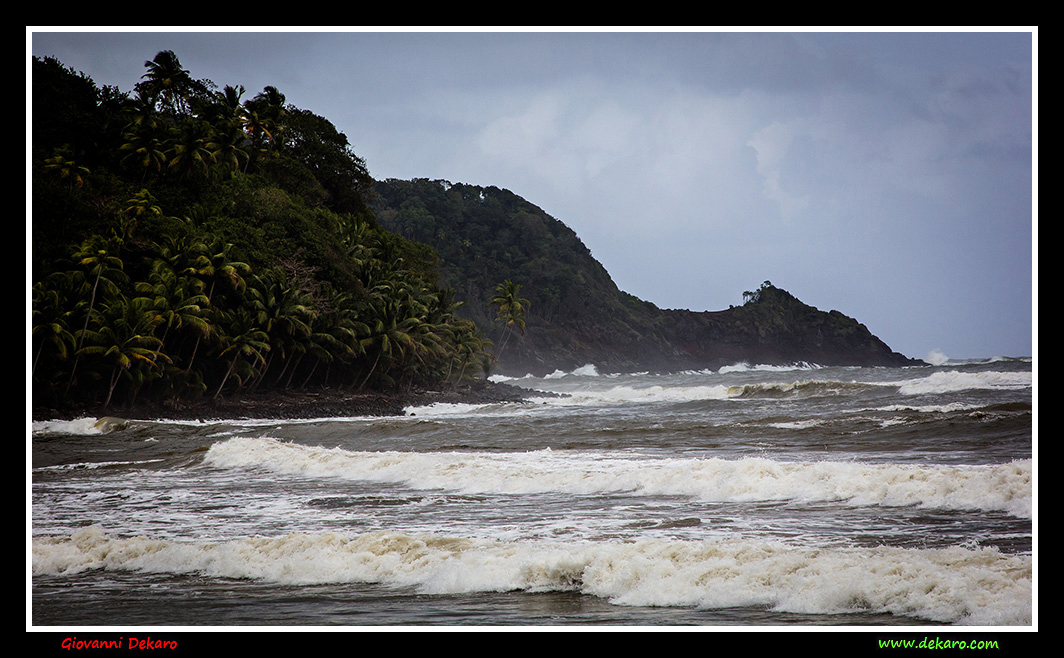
32 526 1031 625
876 403 984 414
892 370 1032 395
543 363 602 379
32 417 110 436
556 384 735 405
203 438 1032 517
766 419 825 430
925 350 950 366
419 378 889 413
718 361 822 374
402 401 497 417
35 458 167 472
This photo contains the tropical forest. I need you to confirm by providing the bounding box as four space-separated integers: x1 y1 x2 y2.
31 51 508 412
31 50 923 416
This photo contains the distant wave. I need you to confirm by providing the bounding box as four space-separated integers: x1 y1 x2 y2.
726 380 877 399
891 370 1032 395
33 525 1031 625
726 370 1031 400
492 361 823 382
546 364 601 378
406 369 1032 417
203 438 1032 518
717 361 822 374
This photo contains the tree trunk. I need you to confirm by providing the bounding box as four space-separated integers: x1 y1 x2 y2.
104 366 121 408
357 351 382 392
213 354 238 400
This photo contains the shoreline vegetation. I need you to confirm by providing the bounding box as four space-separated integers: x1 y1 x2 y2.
32 53 512 419
32 52 921 425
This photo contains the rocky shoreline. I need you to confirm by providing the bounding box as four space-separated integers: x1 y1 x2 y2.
31 380 542 423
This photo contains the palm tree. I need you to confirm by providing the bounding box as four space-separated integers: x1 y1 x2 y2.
312 290 368 388
115 189 166 242
250 85 287 123
241 108 273 167
167 118 215 180
120 89 162 133
32 282 76 379
185 236 250 303
299 328 348 388
119 127 168 183
138 50 196 117
135 260 210 367
43 147 89 191
248 85 287 151
449 320 491 388
212 309 270 400
489 279 529 356
210 84 247 127
76 297 169 407
178 236 249 374
67 237 127 356
122 189 163 219
244 272 313 389
356 297 419 391
207 123 250 177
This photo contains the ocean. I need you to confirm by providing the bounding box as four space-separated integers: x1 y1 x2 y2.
30 358 1034 634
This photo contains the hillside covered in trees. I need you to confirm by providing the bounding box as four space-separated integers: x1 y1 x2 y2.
372 179 923 375
31 52 496 413
30 51 921 416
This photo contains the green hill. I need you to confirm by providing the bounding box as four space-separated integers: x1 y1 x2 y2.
372 179 923 375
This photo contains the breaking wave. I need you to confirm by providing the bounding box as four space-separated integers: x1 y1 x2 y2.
202 438 1032 518
32 526 1031 626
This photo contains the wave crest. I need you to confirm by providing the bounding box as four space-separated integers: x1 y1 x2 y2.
203 438 1032 517
32 526 1031 625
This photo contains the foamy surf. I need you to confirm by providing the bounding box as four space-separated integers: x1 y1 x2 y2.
203 438 1032 517
34 358 1032 627
32 417 121 436
892 370 1033 395
32 526 1030 626
526 370 1033 406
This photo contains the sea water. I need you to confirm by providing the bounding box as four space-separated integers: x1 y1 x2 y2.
30 358 1033 629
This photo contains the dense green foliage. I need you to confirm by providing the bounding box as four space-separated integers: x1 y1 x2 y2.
31 53 492 410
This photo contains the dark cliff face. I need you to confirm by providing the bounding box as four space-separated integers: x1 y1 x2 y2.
372 179 924 376
651 286 922 372
495 288 922 376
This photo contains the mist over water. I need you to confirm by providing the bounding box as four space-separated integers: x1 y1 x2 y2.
32 358 1033 627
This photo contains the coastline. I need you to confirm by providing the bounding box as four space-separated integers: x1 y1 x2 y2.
31 380 539 423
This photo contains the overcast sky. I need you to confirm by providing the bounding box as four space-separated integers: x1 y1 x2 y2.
28 28 1036 362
